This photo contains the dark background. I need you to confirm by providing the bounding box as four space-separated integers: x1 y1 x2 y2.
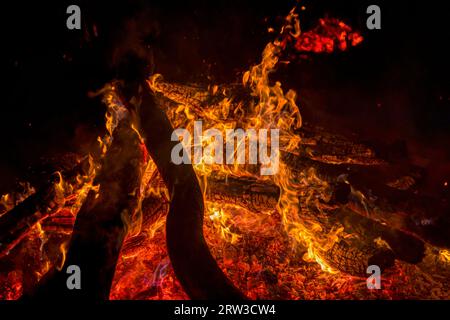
1 0 450 196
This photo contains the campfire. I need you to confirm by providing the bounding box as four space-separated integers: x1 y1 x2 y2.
1 5 449 300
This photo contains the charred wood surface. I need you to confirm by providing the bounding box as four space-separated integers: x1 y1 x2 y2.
0 184 55 258
207 175 424 275
26 110 144 300
139 85 245 299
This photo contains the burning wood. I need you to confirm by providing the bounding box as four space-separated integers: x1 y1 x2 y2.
25 90 147 299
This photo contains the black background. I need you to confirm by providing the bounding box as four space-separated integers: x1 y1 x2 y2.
1 0 450 196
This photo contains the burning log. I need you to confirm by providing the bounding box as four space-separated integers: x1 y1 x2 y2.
150 74 448 249
120 195 169 258
0 169 426 281
0 148 430 282
206 174 426 275
282 152 450 248
0 158 89 259
0 184 56 258
27 105 145 299
138 85 245 299
206 175 279 214
324 241 394 276
1 84 247 299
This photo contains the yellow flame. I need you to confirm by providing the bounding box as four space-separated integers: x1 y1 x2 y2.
145 6 345 273
208 206 241 244
439 249 450 263
0 182 35 216
57 242 68 271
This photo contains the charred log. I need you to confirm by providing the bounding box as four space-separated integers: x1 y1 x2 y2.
0 184 55 259
25 109 144 300
138 85 245 300
0 158 91 258
207 174 424 275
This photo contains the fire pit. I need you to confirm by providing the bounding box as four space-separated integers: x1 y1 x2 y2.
1 1 449 301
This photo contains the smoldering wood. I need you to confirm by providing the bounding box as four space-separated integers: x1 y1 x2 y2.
152 78 450 247
26 109 145 300
120 196 169 257
0 185 55 258
1 168 431 279
206 174 427 275
0 159 88 258
282 152 450 248
206 175 279 213
1 165 428 278
138 85 245 299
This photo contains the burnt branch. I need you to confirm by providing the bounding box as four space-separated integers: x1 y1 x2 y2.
139 85 245 300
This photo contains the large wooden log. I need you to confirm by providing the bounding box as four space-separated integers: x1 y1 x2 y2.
138 84 245 299
207 174 426 275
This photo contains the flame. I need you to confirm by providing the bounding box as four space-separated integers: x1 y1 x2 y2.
147 6 350 272
0 182 35 216
0 83 138 296
439 249 450 263
57 242 68 271
207 206 241 244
